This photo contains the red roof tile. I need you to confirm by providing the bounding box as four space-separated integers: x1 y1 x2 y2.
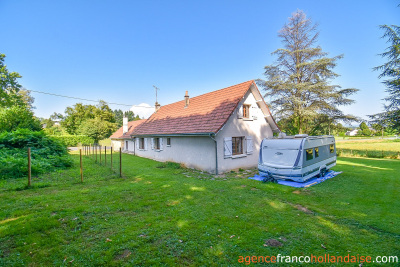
110 120 145 139
132 80 256 135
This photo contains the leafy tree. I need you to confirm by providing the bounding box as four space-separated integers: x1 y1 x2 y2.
61 101 116 135
370 24 400 131
257 10 358 134
372 123 385 138
0 53 24 108
77 117 117 143
17 88 35 110
0 106 42 132
359 121 372 136
113 109 140 127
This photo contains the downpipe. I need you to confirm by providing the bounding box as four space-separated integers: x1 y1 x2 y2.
209 134 218 175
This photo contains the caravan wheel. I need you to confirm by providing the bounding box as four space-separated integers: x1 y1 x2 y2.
319 168 327 178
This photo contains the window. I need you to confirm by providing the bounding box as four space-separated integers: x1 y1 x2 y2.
314 147 319 158
243 104 250 118
167 138 171 146
330 144 335 154
126 141 128 150
154 138 160 150
232 137 244 155
306 149 313 161
139 138 145 150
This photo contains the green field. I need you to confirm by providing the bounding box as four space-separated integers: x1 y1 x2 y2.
0 154 399 265
336 139 400 152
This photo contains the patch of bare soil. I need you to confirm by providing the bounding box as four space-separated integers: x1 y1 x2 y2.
264 239 283 247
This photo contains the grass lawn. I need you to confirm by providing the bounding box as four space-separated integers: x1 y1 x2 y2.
336 139 400 152
0 154 399 265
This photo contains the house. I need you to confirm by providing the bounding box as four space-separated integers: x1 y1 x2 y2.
110 119 145 151
111 80 280 174
345 129 359 136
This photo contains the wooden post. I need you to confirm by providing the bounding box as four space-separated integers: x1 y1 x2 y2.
95 145 97 163
104 146 106 166
80 149 83 182
119 147 122 177
382 150 384 158
111 147 113 170
99 145 102 164
28 148 31 187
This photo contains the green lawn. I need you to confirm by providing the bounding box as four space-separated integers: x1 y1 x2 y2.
0 154 399 265
336 139 400 152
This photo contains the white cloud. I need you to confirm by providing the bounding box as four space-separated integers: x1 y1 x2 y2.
130 103 154 119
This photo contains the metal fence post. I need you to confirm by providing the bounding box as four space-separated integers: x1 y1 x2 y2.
80 149 83 182
28 148 31 187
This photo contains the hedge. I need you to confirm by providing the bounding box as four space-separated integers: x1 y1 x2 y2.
0 129 72 179
50 135 95 147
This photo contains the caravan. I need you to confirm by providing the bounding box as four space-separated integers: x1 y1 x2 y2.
258 135 336 182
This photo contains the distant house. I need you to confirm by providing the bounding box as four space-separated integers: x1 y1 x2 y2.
345 129 359 136
110 120 145 151
111 80 280 174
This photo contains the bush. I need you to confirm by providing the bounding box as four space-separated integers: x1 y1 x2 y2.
0 129 73 179
50 135 95 147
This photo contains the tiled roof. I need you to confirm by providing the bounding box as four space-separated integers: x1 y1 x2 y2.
132 80 256 135
110 120 145 139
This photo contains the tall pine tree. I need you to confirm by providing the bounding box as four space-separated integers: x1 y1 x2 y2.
257 10 358 134
370 24 400 131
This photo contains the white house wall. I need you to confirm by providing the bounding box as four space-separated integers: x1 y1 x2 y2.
111 140 123 151
135 136 216 173
216 89 273 173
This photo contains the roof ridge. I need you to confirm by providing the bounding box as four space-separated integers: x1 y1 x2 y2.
155 80 255 109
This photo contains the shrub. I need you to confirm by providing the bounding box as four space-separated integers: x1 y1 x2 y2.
50 135 95 147
0 129 73 179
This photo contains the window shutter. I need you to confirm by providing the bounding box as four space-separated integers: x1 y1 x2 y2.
144 138 148 150
151 138 154 150
246 136 253 154
224 137 232 158
237 106 243 119
160 138 163 151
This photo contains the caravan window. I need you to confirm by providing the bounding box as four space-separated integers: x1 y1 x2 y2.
306 149 313 161
330 144 335 153
314 147 319 158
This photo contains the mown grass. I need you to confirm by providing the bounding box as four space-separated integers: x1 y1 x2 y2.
336 139 400 152
0 154 399 266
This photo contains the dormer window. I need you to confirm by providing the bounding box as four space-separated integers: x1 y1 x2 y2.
243 104 250 118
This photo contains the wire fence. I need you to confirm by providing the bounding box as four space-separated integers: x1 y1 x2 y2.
25 145 123 187
337 148 400 159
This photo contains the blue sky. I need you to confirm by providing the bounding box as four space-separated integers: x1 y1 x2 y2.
1 0 399 123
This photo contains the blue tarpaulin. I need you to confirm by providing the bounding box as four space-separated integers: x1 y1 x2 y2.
249 171 342 188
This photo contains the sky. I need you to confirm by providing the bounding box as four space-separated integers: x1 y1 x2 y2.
1 0 399 123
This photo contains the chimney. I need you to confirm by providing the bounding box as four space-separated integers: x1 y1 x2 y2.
155 102 161 112
123 117 128 134
184 91 189 107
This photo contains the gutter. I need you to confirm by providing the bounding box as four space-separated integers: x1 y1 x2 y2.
208 133 218 175
131 132 214 138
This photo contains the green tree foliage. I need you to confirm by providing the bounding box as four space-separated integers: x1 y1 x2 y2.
0 129 72 179
77 117 117 143
17 88 35 110
370 24 400 131
61 101 116 135
359 121 372 136
257 10 358 134
113 109 140 127
0 54 24 108
0 106 42 132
